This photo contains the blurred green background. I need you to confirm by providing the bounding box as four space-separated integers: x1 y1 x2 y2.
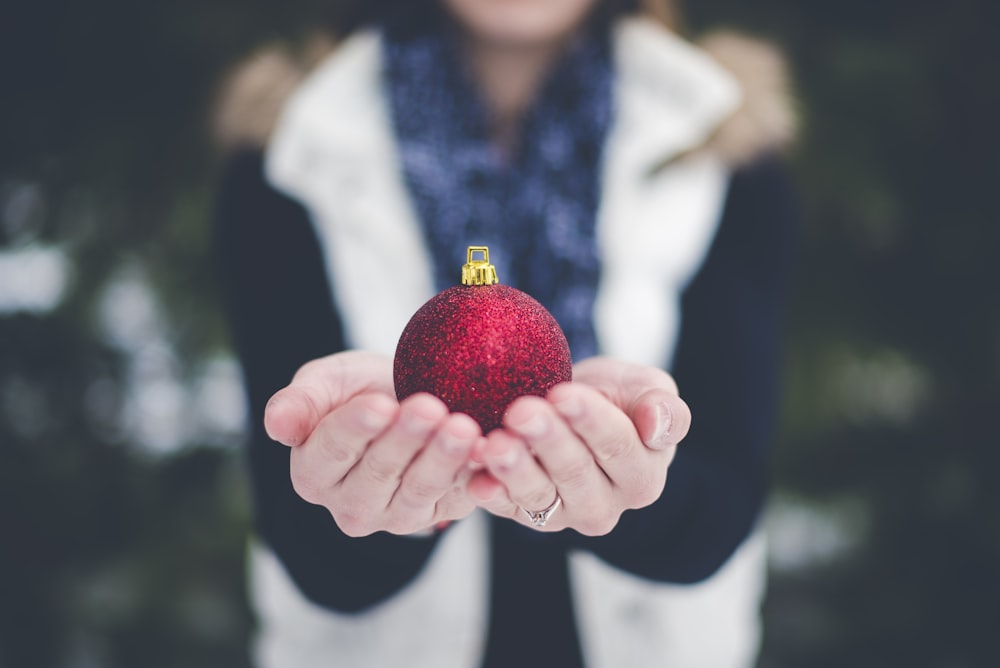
1 0 997 666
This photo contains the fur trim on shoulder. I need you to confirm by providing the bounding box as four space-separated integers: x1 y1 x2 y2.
212 34 334 151
697 30 798 166
210 28 797 165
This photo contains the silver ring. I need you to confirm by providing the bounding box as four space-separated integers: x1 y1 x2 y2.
521 494 562 528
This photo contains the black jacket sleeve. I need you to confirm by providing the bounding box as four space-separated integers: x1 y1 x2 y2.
565 156 800 582
212 149 444 612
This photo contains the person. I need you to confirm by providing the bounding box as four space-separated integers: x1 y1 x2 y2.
212 0 798 666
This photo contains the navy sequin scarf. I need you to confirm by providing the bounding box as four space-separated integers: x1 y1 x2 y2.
383 23 614 361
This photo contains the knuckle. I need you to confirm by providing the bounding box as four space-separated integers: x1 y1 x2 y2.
626 485 659 510
333 506 373 537
625 470 666 508
319 438 356 466
335 517 368 537
436 495 470 522
523 488 557 513
384 515 425 536
594 433 632 463
555 458 594 491
399 478 441 509
579 511 620 537
290 473 323 505
635 366 677 394
653 370 678 394
362 451 400 485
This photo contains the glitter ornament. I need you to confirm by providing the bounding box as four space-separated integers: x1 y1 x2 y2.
393 246 572 433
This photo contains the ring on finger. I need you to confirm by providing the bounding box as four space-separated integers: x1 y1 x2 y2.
520 494 562 528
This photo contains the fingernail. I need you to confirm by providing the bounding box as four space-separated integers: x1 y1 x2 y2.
513 412 549 438
265 393 293 419
650 401 673 449
470 437 488 465
271 432 300 447
401 410 437 435
359 404 392 431
439 432 472 456
489 443 519 472
552 394 583 419
264 395 301 445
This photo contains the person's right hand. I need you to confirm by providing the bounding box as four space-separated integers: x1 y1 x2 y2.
263 351 482 537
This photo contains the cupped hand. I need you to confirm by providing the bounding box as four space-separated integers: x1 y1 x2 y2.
467 357 691 535
264 351 482 537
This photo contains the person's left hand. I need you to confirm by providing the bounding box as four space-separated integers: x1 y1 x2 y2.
467 356 691 534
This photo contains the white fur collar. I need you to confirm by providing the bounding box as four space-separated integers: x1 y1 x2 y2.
215 20 798 164
267 17 742 190
609 18 740 173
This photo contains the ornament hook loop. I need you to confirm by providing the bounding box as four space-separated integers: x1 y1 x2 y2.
462 245 499 286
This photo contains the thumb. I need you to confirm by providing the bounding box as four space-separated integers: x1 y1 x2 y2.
263 350 394 446
264 387 323 446
629 389 691 451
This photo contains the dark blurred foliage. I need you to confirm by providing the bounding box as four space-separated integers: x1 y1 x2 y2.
1 0 998 667
1 2 332 666
685 1 1000 666
686 1 1000 666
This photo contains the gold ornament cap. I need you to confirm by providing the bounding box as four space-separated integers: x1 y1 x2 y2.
461 246 499 286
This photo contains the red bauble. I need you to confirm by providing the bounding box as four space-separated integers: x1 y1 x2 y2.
393 247 572 433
